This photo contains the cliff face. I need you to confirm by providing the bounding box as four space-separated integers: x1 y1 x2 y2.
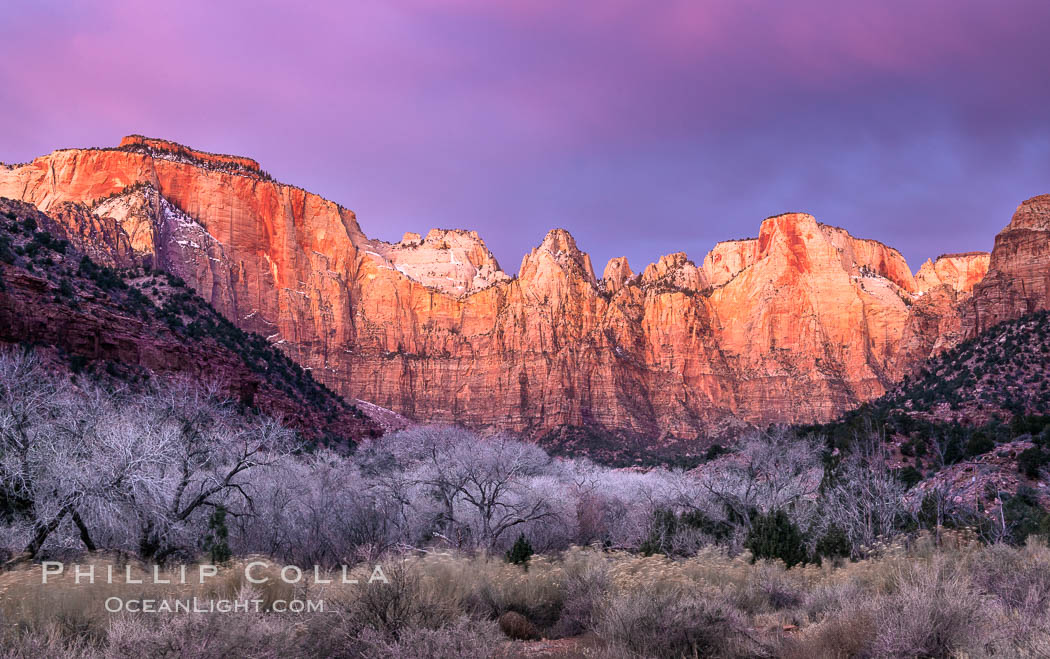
366 229 511 296
0 137 1016 446
704 213 920 421
601 256 634 294
701 238 760 287
915 252 990 294
964 195 1050 336
0 198 380 444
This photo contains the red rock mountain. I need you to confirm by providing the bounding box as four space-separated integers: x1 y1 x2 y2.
0 136 1036 445
964 195 1050 336
915 252 990 295
0 198 381 444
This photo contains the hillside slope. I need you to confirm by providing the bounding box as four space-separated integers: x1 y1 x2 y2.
805 309 1050 520
0 198 380 445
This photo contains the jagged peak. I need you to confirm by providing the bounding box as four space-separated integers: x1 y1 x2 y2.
762 211 812 222
660 251 693 266
1020 193 1050 205
916 251 990 294
641 252 693 279
603 256 632 277
757 212 819 247
423 227 483 242
641 252 704 292
701 236 762 288
818 222 915 291
538 228 582 254
759 212 818 235
367 226 509 297
710 236 758 247
817 222 908 261
393 228 488 250
1007 194 1050 231
602 256 633 294
520 228 596 285
704 212 919 292
755 212 823 259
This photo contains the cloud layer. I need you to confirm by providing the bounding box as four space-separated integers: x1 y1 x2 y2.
2 0 1048 272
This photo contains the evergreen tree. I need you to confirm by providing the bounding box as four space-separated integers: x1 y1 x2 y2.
745 510 808 568
815 524 851 562
506 533 534 567
203 505 232 564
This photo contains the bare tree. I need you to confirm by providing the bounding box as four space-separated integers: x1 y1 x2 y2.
819 434 907 555
369 427 556 549
0 352 128 560
695 427 823 531
454 435 554 548
0 349 299 564
126 379 298 561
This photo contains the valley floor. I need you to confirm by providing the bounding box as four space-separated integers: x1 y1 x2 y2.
2 532 1049 658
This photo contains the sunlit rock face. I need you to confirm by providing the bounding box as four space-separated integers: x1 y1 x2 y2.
915 253 990 295
0 137 1033 442
701 238 760 288
0 197 381 444
364 228 510 297
601 256 633 294
964 195 1050 337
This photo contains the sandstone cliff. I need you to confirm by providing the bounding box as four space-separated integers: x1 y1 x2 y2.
964 195 1050 336
0 198 380 443
0 136 1018 449
601 256 634 294
366 228 510 296
915 252 990 294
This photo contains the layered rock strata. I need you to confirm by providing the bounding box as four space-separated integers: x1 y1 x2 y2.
964 195 1050 336
1 137 1024 444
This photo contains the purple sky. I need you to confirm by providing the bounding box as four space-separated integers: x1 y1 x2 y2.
2 1 1048 274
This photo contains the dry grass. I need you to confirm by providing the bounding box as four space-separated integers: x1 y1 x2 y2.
2 533 1050 658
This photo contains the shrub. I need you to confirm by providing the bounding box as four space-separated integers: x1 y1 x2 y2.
78 255 126 291
1018 446 1047 479
597 585 752 658
105 604 302 658
505 533 534 567
964 432 995 458
354 618 503 659
497 611 538 640
58 279 75 298
203 505 233 564
640 507 732 557
781 606 877 659
815 524 851 563
705 443 727 460
896 465 923 488
550 550 609 637
1003 486 1050 544
327 560 464 640
870 559 990 658
0 234 15 264
745 509 808 568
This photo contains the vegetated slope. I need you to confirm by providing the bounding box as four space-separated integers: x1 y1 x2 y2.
804 310 1050 514
890 310 1050 424
0 198 379 445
